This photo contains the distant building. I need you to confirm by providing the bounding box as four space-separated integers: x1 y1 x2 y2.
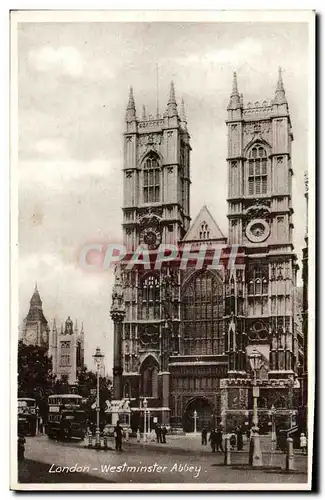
49 317 85 385
21 283 50 348
21 285 85 385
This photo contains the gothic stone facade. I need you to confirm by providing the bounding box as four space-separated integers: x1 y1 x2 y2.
111 72 299 431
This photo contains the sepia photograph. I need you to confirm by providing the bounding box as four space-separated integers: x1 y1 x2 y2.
10 9 315 491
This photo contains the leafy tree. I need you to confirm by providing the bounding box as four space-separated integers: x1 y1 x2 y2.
76 366 112 418
52 374 70 394
17 340 55 416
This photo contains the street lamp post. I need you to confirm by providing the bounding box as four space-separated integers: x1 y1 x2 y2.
193 410 198 433
249 347 263 467
35 406 39 436
93 347 104 449
143 398 148 442
270 405 276 447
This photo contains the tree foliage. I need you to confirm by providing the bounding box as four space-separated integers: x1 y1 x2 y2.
18 341 54 400
77 365 112 412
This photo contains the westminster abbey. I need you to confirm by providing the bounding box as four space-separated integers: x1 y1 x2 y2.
110 70 300 432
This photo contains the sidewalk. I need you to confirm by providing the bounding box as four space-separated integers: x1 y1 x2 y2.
125 433 305 456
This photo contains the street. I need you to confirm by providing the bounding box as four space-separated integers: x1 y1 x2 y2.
16 435 309 486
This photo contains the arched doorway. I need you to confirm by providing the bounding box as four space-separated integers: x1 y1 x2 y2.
183 397 214 432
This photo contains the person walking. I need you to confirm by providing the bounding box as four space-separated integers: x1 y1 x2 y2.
136 427 141 442
114 420 123 451
161 425 167 444
230 432 236 450
236 426 243 451
155 423 162 443
201 427 208 446
300 433 307 454
18 432 26 461
209 429 216 452
215 427 224 452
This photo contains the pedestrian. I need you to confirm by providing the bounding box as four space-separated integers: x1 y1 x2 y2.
209 429 216 452
230 432 236 450
136 427 141 442
201 427 208 446
39 416 43 435
161 425 167 444
155 423 161 443
17 432 26 461
215 428 224 452
300 433 307 454
236 426 243 451
114 420 123 451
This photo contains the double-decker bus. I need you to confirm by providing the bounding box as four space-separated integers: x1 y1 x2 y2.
18 398 37 436
47 394 87 441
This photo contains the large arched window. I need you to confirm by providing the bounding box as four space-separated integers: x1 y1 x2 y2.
139 273 160 320
140 356 159 398
182 270 224 355
143 154 160 203
247 144 268 195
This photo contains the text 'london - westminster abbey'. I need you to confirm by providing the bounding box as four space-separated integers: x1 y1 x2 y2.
110 70 302 432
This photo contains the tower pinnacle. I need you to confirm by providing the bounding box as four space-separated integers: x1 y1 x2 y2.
227 71 241 110
125 86 136 122
274 67 287 104
166 81 178 118
232 71 239 95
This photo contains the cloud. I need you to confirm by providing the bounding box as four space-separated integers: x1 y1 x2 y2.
28 46 84 77
173 37 263 68
34 138 68 157
18 159 120 185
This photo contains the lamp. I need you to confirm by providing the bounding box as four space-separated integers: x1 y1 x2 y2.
248 347 263 467
93 347 104 448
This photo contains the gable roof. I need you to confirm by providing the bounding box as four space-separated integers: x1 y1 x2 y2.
182 205 226 243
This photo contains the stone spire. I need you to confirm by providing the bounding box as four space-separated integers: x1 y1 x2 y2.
180 97 186 121
30 282 42 307
166 81 178 118
274 67 287 104
180 97 188 131
52 318 57 332
74 319 79 335
227 71 241 110
125 86 136 122
142 104 147 120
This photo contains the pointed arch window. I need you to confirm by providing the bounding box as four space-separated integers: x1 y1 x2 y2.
182 270 224 355
248 144 268 195
143 154 160 203
141 359 159 398
139 274 160 320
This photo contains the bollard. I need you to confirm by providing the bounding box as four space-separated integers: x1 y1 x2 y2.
286 437 295 471
103 436 108 450
224 434 231 465
88 432 92 448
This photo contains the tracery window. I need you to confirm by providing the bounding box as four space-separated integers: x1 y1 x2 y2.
248 144 268 195
140 357 159 398
139 274 160 320
182 270 224 355
247 265 268 295
143 154 160 203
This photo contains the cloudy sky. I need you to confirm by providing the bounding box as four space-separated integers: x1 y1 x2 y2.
17 19 310 372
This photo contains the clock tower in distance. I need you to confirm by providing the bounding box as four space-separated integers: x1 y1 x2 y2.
21 284 50 348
